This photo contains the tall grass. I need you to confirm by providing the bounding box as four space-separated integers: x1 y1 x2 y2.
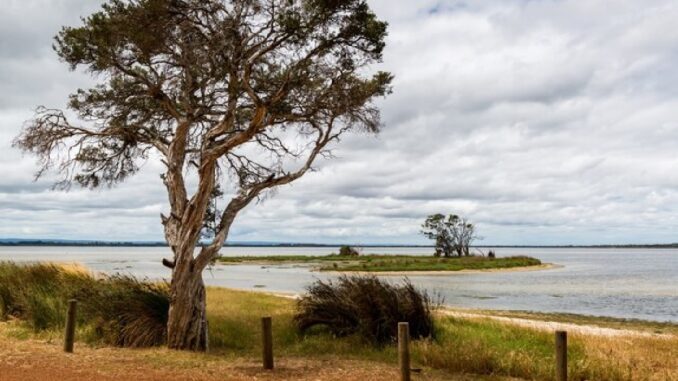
294 276 438 345
1 264 674 380
414 315 677 381
0 262 168 347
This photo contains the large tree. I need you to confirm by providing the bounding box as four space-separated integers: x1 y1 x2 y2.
14 0 391 351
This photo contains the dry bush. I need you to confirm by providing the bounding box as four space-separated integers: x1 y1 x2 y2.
0 261 168 347
294 275 438 345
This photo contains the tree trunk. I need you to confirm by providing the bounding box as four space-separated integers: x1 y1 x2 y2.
167 260 208 351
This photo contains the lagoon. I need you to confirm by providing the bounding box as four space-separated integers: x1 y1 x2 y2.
0 246 676 322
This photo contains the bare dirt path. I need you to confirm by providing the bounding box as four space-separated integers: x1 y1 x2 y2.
0 333 508 381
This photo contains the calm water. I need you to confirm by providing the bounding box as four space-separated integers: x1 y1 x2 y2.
0 246 676 322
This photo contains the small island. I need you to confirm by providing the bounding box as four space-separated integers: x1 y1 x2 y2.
220 214 545 273
218 252 544 273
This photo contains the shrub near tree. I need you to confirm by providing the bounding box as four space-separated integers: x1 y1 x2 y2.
0 262 169 347
294 275 436 345
421 214 478 257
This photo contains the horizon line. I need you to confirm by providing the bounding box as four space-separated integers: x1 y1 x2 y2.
1 238 677 248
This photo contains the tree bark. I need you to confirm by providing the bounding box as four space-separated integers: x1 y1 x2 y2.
166 257 208 351
163 160 216 351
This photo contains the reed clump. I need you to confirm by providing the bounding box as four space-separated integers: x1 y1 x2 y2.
0 261 168 347
294 275 437 345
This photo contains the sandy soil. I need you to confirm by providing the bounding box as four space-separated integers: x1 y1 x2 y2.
440 309 675 339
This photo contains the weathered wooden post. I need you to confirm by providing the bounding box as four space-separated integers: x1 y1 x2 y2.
64 299 78 353
262 316 274 370
555 330 567 381
398 322 411 381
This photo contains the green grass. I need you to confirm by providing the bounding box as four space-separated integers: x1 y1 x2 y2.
204 288 677 380
205 287 392 361
219 254 543 272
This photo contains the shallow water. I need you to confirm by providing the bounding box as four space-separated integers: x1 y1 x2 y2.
1 246 676 322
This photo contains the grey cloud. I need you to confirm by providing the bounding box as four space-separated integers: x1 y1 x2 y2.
2 0 678 245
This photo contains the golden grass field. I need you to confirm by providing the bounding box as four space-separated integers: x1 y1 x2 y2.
1 286 676 381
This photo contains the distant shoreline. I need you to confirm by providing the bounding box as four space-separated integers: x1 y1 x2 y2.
1 239 678 249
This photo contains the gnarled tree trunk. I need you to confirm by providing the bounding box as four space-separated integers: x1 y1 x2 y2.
166 248 208 351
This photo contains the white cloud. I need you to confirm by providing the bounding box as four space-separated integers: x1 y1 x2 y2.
1 0 678 245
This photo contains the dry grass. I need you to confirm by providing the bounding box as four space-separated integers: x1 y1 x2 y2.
580 334 678 381
50 262 91 275
0 269 675 381
0 261 169 346
417 316 677 381
0 322 503 381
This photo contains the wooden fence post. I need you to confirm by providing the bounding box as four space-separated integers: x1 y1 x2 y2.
555 330 567 381
64 299 77 353
262 316 274 370
398 322 411 381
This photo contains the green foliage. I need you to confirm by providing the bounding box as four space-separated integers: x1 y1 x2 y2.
18 0 393 193
218 253 541 272
55 0 177 71
422 213 478 257
294 276 437 345
0 262 168 347
320 255 541 272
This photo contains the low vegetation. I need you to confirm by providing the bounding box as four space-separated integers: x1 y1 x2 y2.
338 245 360 256
0 262 168 347
416 316 676 381
219 254 542 272
295 276 437 345
1 262 675 380
321 255 542 272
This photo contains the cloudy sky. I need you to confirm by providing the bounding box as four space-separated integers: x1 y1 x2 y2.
1 0 678 245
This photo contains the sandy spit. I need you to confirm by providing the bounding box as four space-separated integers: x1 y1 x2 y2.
324 263 559 276
439 309 675 339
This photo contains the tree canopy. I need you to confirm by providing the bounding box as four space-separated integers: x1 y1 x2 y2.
421 214 478 257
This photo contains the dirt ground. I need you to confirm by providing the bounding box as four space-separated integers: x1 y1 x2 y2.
0 334 496 381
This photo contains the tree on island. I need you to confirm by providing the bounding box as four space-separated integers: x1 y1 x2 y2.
421 214 478 257
339 245 359 256
14 0 391 351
